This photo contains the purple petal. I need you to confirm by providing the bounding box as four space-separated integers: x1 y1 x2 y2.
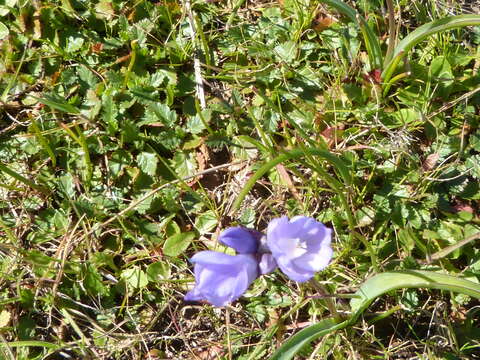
303 223 331 251
218 227 259 253
293 245 333 272
231 254 258 298
191 251 241 267
259 253 277 274
184 287 203 302
276 255 314 282
266 216 333 282
267 216 297 254
185 253 258 307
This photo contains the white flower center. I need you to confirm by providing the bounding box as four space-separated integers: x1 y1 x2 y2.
292 238 307 257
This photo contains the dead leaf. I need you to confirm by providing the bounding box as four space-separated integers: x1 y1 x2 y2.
312 12 335 32
186 143 208 187
91 42 104 54
275 163 301 202
321 124 345 148
452 202 474 214
194 345 224 359
422 153 439 171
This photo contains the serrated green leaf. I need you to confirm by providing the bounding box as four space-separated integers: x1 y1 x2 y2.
274 41 297 62
137 152 158 177
65 34 85 53
194 210 218 234
172 151 197 178
147 103 177 127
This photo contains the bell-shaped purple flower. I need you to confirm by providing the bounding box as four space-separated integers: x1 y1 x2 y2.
218 227 261 254
219 227 277 274
258 253 277 274
266 216 332 282
184 251 258 307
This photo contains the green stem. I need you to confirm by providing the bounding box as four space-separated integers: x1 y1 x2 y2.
226 0 247 28
232 148 352 212
309 279 343 323
0 163 49 194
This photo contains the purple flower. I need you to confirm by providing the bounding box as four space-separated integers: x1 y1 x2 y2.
258 253 277 275
184 251 258 307
218 226 277 275
185 226 280 306
218 227 261 254
266 216 332 282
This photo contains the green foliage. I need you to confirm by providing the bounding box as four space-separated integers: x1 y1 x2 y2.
1 0 480 358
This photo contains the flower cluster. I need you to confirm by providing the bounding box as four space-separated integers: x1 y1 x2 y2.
184 216 333 307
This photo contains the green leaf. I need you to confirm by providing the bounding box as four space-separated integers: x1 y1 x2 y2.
172 151 197 178
350 270 480 318
32 94 80 114
430 56 453 97
147 262 171 281
0 341 60 349
137 152 158 177
274 41 297 62
0 0 17 16
29 119 56 167
83 264 108 296
269 318 348 360
121 266 149 289
102 89 118 133
57 172 75 198
0 21 9 40
163 232 195 257
383 14 480 85
147 103 177 127
194 210 218 234
65 34 85 53
391 108 420 126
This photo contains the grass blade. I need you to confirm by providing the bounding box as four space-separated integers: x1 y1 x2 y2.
231 148 352 212
268 317 348 360
382 14 480 85
59 122 93 186
269 270 480 360
350 270 480 320
0 163 49 194
321 0 383 70
30 119 57 167
32 94 80 114
0 340 60 349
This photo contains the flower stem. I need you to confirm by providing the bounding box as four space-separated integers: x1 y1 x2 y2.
225 307 232 360
309 279 342 322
